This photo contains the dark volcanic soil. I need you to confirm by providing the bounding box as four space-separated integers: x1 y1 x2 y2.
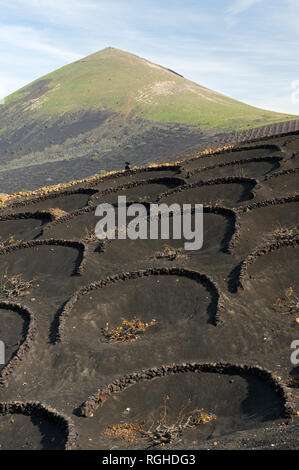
0 132 298 450
0 110 223 194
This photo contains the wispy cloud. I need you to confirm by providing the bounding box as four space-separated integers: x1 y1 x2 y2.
0 25 80 60
227 0 265 17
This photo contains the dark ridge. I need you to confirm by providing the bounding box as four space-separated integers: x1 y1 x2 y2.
166 68 184 78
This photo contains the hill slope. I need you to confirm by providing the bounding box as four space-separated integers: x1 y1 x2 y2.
0 47 296 192
4 47 294 126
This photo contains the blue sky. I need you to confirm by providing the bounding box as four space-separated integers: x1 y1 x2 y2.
0 0 299 114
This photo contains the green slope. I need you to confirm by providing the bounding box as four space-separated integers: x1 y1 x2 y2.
4 47 295 129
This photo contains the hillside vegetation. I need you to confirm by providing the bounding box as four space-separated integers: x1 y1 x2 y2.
4 47 294 128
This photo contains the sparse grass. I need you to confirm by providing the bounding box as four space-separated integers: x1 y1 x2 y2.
199 145 232 156
273 287 299 315
0 273 36 299
102 317 157 343
103 422 145 443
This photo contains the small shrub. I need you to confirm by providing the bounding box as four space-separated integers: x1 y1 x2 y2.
154 245 186 261
0 274 36 299
273 287 299 315
272 224 298 239
0 235 22 248
102 396 216 446
139 396 216 446
191 409 217 425
212 199 225 207
83 227 97 243
102 317 157 343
